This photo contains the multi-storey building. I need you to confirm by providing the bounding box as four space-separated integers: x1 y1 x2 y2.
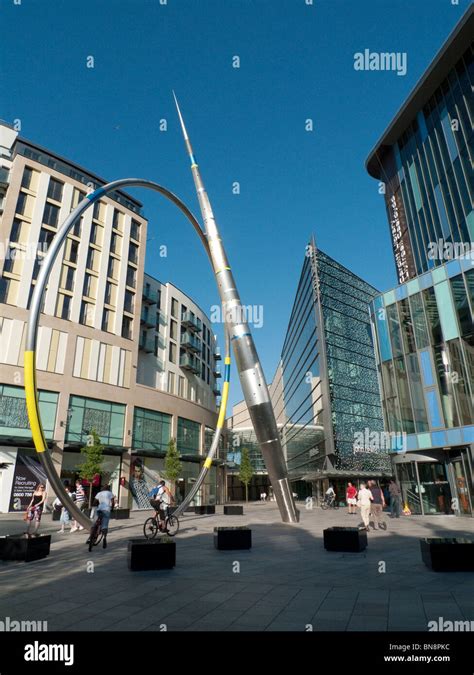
0 121 223 512
227 241 390 502
366 7 473 516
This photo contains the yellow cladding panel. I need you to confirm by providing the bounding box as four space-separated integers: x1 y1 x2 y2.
204 458 212 469
24 351 46 452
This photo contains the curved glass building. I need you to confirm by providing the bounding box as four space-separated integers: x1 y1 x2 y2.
367 7 473 516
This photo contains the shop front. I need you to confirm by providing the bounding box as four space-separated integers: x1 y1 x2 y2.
393 447 473 516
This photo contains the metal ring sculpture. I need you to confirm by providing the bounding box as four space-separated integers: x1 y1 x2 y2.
25 179 231 529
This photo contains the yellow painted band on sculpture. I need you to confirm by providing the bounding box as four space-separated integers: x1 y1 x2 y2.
217 380 230 428
204 457 213 469
215 267 231 274
225 356 231 365
191 163 198 169
24 350 47 453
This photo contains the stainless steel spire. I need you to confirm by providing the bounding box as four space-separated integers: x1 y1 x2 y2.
173 94 299 523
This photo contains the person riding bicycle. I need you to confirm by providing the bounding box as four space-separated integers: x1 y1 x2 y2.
92 484 115 548
149 480 173 531
324 485 336 507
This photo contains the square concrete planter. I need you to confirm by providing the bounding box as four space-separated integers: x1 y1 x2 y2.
128 538 176 571
214 527 251 550
224 505 244 515
420 538 474 572
110 509 130 520
323 527 367 552
195 505 215 515
0 535 51 562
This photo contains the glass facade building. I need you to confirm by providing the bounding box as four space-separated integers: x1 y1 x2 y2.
367 7 474 516
366 8 473 284
270 243 390 499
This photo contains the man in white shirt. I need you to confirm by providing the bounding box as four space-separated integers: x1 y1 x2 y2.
94 484 115 548
357 482 373 531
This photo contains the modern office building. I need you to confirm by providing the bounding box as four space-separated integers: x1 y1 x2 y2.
227 241 390 501
0 121 223 513
366 7 473 516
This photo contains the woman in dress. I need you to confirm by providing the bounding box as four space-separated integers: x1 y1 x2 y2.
25 484 47 536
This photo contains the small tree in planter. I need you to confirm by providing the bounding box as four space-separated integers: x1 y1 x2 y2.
239 447 253 502
78 429 104 509
164 437 182 498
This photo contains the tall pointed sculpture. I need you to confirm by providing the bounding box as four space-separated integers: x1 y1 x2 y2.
173 94 299 523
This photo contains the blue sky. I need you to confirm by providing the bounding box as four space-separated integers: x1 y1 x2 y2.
1 0 469 408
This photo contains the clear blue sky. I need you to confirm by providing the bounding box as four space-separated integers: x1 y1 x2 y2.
1 0 469 408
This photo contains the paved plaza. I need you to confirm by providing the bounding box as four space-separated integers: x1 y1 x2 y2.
0 503 473 632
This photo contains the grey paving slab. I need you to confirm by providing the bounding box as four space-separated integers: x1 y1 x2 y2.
0 504 472 632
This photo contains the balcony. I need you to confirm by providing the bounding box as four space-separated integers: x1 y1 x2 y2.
140 309 155 328
213 368 222 378
213 386 221 397
181 311 202 333
139 334 154 353
180 354 200 374
142 286 158 305
214 349 222 361
181 332 202 353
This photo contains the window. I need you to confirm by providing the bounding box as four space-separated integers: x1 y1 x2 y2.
90 223 103 246
62 266 75 292
167 372 175 395
104 282 115 306
170 320 177 341
0 277 11 304
178 376 186 398
31 257 43 281
21 167 33 189
87 248 98 271
56 293 71 320
47 178 63 202
102 309 114 332
130 219 140 241
112 210 123 231
122 316 132 339
124 290 135 313
154 335 160 357
65 239 79 264
16 192 27 215
79 301 93 326
128 242 138 264
107 257 118 279
42 202 59 227
38 228 55 249
169 342 176 364
132 407 172 453
126 266 136 288
93 201 104 221
111 232 122 254
83 273 93 297
177 417 201 454
9 218 24 243
171 298 178 318
71 218 82 238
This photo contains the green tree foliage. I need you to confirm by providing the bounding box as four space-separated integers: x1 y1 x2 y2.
79 429 104 508
164 437 182 496
239 447 253 502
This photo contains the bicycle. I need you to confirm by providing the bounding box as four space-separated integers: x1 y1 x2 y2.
320 496 339 510
87 510 105 551
143 504 179 539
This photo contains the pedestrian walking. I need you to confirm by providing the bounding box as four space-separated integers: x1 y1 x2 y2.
357 482 373 531
346 482 358 515
71 479 86 532
389 478 402 518
55 483 75 534
24 484 47 537
369 480 386 529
